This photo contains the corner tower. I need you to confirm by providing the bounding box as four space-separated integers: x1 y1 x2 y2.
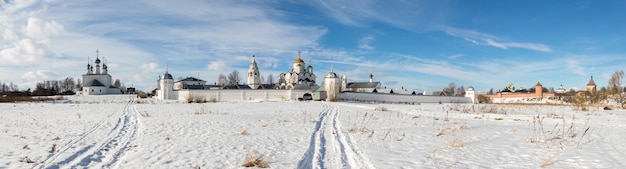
158 69 174 100
586 76 597 93
247 55 261 89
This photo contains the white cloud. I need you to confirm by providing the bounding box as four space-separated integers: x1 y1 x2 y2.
485 39 552 52
20 70 60 81
358 35 375 50
206 60 228 71
445 27 552 52
0 38 46 65
24 17 64 39
565 60 586 76
448 54 464 59
141 62 159 70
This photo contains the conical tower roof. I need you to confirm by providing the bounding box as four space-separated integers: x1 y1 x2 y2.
587 76 596 86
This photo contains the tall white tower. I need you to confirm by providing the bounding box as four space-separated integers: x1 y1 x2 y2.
159 70 174 100
324 69 341 101
247 55 261 89
465 86 476 104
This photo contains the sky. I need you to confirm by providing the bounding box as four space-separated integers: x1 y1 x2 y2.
1 0 626 93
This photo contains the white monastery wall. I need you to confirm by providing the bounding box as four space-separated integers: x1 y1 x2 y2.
337 92 472 104
174 90 316 102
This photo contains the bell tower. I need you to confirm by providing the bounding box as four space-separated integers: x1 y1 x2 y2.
247 55 261 89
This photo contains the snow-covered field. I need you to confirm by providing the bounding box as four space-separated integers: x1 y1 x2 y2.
2 95 626 168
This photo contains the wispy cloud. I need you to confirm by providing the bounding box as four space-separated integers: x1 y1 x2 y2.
565 60 586 76
357 35 375 50
444 27 552 52
448 54 464 59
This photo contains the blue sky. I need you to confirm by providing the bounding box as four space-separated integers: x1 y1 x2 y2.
1 0 626 93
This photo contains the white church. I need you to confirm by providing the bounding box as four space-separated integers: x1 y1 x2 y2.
79 50 121 95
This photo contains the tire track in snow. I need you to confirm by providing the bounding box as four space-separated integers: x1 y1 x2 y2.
33 100 125 169
297 105 375 169
38 99 141 169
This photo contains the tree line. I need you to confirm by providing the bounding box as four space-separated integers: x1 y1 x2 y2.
1 77 124 96
216 70 275 87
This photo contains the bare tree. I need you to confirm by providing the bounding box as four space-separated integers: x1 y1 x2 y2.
114 79 122 88
227 70 241 85
218 74 227 87
76 78 82 89
609 70 625 103
443 82 456 96
259 73 264 85
267 74 274 85
456 85 465 96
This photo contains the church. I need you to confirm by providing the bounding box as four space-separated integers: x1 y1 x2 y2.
275 51 319 90
80 50 121 95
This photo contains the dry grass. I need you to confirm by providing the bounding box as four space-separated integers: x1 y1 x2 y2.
49 143 57 153
242 148 271 168
374 106 388 111
448 138 464 149
19 156 34 163
540 150 561 168
240 128 250 135
436 126 458 137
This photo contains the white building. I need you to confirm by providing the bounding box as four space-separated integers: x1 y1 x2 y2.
277 51 318 90
81 50 121 95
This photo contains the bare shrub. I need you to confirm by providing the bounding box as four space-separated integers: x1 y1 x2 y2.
374 106 388 111
165 135 171 141
240 128 250 135
448 138 464 149
195 95 206 103
477 94 492 103
23 144 30 150
242 148 271 168
19 156 34 163
209 95 217 103
138 92 149 98
436 126 457 137
49 144 57 153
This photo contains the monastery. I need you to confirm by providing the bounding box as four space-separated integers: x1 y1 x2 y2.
154 51 475 103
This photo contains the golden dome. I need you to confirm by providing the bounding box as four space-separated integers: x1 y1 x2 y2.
294 56 304 64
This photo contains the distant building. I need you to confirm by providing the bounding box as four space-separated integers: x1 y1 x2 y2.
586 76 596 93
484 82 555 99
174 77 207 90
80 50 121 95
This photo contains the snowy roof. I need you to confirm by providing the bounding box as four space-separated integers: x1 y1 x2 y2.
177 77 206 82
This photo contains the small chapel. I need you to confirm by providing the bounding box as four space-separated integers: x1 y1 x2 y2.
81 50 121 95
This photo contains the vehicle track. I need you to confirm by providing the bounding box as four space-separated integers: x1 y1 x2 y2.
35 99 141 169
297 105 374 169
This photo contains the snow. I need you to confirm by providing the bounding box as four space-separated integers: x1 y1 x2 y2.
1 95 626 168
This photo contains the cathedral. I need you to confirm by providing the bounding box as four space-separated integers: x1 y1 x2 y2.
275 51 319 90
81 50 121 95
